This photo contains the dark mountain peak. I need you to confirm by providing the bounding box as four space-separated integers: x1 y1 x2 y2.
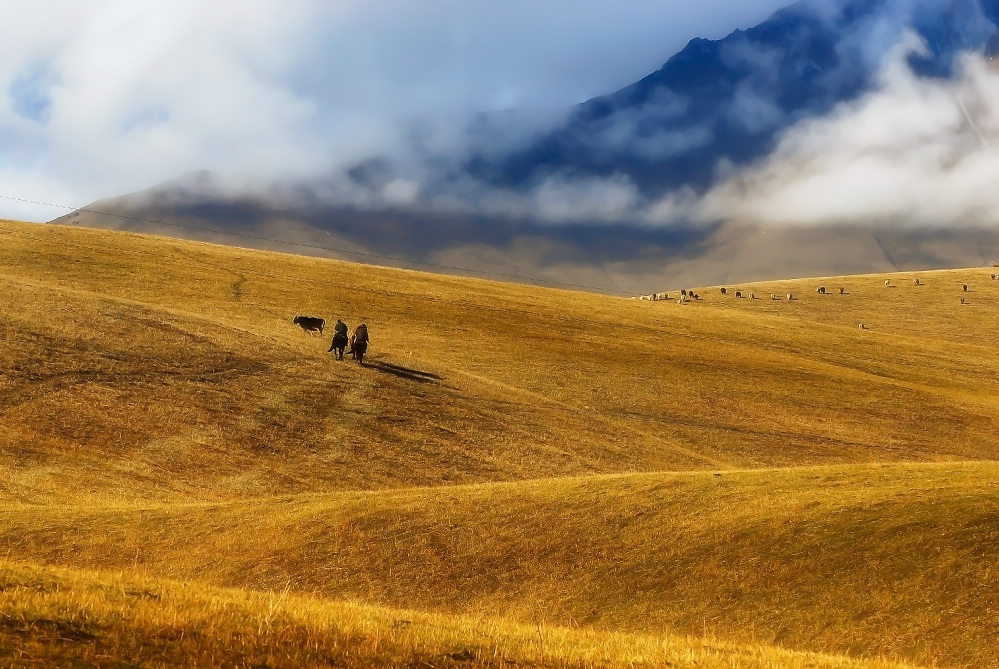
482 0 999 196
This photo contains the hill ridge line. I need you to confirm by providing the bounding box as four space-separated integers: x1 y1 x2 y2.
8 460 995 513
444 365 737 470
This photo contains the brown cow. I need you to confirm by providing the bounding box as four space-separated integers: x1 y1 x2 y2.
293 315 325 336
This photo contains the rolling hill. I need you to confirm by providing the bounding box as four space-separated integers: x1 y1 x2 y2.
2 219 999 666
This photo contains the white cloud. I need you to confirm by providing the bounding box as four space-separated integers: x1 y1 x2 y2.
12 0 993 234
698 34 999 227
0 0 789 220
530 173 640 223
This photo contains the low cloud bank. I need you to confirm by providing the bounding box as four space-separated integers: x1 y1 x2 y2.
699 34 999 228
414 34 999 229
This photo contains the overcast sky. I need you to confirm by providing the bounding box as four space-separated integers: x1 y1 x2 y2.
0 0 790 220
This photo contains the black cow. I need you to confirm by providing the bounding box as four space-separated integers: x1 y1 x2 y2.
293 315 325 336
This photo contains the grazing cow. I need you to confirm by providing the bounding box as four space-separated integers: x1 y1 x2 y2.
681 289 687 298
884 279 891 287
912 278 920 286
816 286 826 294
771 293 779 301
991 273 997 280
720 287 728 295
749 292 756 300
293 315 325 336
961 297 968 305
735 291 743 298
839 287 846 295
786 293 793 301
859 323 866 330
963 284 969 292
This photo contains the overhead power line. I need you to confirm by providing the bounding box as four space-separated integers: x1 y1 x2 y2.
0 193 636 296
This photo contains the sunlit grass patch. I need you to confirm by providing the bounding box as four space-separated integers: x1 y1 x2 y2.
0 561 914 668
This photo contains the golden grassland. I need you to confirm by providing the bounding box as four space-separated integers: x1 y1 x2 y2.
0 561 915 668
3 463 998 666
1 219 999 666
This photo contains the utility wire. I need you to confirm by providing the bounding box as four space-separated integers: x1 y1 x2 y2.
0 193 637 295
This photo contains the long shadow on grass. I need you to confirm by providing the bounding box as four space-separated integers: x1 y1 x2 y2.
365 360 443 384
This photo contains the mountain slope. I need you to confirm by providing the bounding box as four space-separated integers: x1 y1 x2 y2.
52 186 999 294
490 0 999 191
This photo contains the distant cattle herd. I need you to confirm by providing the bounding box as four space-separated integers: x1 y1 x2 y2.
635 271 995 323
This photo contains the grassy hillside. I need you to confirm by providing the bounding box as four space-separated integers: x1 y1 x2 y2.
3 463 997 666
3 219 997 502
0 561 913 668
2 219 998 666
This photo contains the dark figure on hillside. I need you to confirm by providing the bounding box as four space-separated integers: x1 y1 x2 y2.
328 319 349 360
347 323 370 364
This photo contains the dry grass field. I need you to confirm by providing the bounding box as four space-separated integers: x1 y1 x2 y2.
1 218 998 667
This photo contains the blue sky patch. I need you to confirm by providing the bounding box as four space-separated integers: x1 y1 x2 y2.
9 66 55 124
